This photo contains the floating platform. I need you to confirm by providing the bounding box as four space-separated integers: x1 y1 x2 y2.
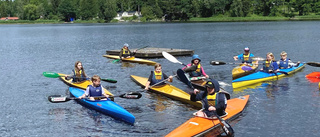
106 47 194 58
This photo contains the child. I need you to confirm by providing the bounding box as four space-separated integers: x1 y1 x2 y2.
79 75 109 101
233 47 254 64
65 61 88 82
119 43 137 59
261 52 279 73
191 79 227 117
277 51 300 69
182 54 209 79
145 63 173 90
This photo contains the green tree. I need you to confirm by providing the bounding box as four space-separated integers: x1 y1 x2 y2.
58 0 77 21
79 0 98 20
230 0 251 17
23 4 38 20
98 0 117 22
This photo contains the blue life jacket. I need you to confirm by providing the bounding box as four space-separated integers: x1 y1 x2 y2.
87 85 103 97
72 69 86 82
279 59 289 69
151 71 165 86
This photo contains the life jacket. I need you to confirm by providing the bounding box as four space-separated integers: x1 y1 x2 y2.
87 85 103 97
206 92 227 115
263 60 274 72
189 63 202 77
279 59 289 69
242 53 252 63
122 48 131 57
151 71 165 86
72 69 86 82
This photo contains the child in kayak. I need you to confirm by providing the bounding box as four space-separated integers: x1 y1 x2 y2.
261 52 279 73
65 61 88 82
119 43 137 59
78 75 109 101
182 54 209 80
233 47 254 65
190 79 227 117
145 63 173 90
277 51 300 69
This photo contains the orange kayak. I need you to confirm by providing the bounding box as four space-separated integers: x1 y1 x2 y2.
306 72 320 78
166 95 250 137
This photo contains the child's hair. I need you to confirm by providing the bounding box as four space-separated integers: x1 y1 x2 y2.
267 52 275 61
154 63 162 69
74 61 83 71
280 51 287 56
91 75 101 82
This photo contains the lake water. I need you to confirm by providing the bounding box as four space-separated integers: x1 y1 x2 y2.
0 21 320 136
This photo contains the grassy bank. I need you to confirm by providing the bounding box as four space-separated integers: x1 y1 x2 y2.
1 14 320 24
189 14 320 22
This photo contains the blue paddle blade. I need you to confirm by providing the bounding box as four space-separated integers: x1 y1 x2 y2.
241 66 253 71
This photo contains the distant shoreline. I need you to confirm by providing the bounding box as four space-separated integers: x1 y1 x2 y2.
1 15 320 24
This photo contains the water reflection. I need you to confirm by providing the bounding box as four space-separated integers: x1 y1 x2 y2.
261 79 290 99
121 62 135 68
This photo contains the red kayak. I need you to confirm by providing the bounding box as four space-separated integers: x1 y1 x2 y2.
306 72 320 83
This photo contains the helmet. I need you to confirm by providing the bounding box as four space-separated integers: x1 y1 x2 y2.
192 54 201 62
244 47 250 51
205 79 220 92
124 43 129 47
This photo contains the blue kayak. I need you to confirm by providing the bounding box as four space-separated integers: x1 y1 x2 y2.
232 63 306 89
69 87 135 125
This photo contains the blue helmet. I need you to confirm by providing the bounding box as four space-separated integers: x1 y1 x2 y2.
192 54 201 62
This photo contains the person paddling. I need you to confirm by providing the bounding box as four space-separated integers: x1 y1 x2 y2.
182 54 209 80
261 52 279 73
233 47 255 65
191 79 227 117
145 63 173 90
78 75 109 101
65 61 88 82
119 43 137 59
277 51 300 69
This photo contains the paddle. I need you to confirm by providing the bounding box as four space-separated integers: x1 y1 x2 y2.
48 92 142 103
306 62 320 67
113 46 150 63
176 69 234 137
162 51 187 66
42 72 117 83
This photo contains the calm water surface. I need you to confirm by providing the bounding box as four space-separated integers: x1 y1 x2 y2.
0 21 320 137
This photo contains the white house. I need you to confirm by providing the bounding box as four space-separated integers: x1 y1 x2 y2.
114 11 141 20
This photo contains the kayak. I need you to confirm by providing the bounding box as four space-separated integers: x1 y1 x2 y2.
130 75 202 108
69 87 135 125
232 63 306 89
58 73 113 96
103 55 157 66
232 61 259 80
166 95 250 137
306 72 320 78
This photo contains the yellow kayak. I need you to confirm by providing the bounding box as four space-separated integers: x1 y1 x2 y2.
58 73 113 96
232 61 258 80
130 75 202 108
103 55 157 65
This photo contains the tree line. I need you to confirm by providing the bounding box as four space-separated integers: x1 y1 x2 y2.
0 0 320 22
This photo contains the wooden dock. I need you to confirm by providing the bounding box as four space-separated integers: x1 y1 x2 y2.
106 47 194 58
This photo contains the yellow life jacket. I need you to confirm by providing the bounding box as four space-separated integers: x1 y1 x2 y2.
207 93 217 106
75 70 82 77
122 48 130 55
154 71 162 80
243 54 250 61
193 63 201 72
265 61 271 68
